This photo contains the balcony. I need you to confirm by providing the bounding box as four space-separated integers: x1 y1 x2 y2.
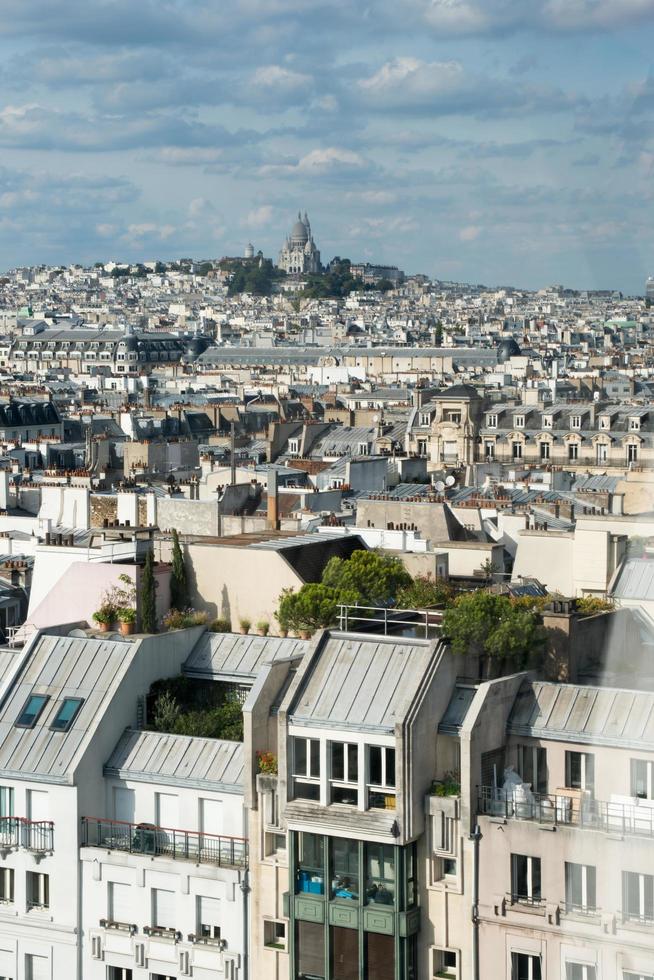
81 817 247 869
0 817 54 853
478 786 654 838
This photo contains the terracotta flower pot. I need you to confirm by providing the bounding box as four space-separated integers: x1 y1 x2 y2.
97 621 111 633
299 629 312 640
119 621 135 636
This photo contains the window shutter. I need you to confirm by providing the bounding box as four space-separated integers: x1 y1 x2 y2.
109 882 132 922
198 896 221 930
153 888 176 929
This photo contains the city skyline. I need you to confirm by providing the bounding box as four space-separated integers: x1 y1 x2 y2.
0 1 653 293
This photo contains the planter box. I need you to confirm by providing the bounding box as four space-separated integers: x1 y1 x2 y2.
425 794 460 819
256 773 278 793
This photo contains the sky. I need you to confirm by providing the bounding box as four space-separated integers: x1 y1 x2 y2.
0 0 653 293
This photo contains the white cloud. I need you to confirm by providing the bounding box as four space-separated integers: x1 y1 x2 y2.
459 225 481 241
251 65 310 90
243 205 274 227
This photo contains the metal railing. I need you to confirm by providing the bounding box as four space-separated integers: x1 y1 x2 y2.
478 786 654 838
560 901 601 918
506 892 545 909
337 603 443 639
81 817 248 868
0 817 54 852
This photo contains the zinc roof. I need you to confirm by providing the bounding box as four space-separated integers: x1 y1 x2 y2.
184 632 308 682
289 634 436 733
0 632 140 783
611 559 654 601
104 729 244 794
507 679 654 750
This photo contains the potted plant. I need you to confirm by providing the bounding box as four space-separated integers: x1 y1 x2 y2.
92 604 114 633
117 607 137 636
256 620 270 636
239 618 251 635
299 625 313 640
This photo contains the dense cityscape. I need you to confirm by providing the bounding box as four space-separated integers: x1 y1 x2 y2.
0 206 651 980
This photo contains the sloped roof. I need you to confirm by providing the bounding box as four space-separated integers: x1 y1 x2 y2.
185 632 307 682
104 729 243 793
288 634 437 733
611 559 654 601
0 632 140 783
507 679 654 750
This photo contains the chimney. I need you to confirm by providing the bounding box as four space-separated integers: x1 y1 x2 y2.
267 467 279 530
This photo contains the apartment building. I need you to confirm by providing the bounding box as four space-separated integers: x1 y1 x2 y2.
243 628 468 980
0 623 249 980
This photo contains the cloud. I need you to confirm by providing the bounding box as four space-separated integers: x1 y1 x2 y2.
459 225 481 241
356 57 575 116
243 205 275 227
417 0 654 34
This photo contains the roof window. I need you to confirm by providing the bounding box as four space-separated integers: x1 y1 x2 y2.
50 698 84 732
16 695 49 729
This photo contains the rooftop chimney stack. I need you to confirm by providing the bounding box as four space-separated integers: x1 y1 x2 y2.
267 468 279 531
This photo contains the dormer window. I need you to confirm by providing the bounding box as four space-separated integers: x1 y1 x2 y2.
543 416 553 429
599 416 610 430
419 413 431 426
358 443 369 456
570 416 582 429
487 414 498 428
630 417 641 431
514 416 525 429
288 438 299 455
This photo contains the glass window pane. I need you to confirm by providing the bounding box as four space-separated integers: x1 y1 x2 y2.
331 839 359 900
369 746 382 785
332 743 344 781
50 698 83 731
365 933 394 980
331 926 358 980
310 739 320 777
296 920 325 980
294 738 307 776
297 833 325 895
347 744 358 781
16 695 48 728
366 844 395 905
386 749 395 787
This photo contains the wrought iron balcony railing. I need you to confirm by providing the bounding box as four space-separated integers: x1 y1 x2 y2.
0 817 54 852
478 786 654 839
81 817 247 869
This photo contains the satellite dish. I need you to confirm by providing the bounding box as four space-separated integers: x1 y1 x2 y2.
445 475 456 487
434 480 445 492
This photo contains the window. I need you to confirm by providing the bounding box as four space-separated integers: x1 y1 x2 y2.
599 416 610 430
330 742 358 806
15 695 48 728
543 415 553 428
151 888 175 930
512 441 522 460
624 974 654 980
487 414 498 428
365 933 394 980
511 953 541 980
197 896 221 940
0 868 14 903
365 843 395 906
150 975 175 980
292 737 320 801
514 416 525 429
49 698 83 732
26 871 49 909
568 442 579 461
631 759 653 799
628 443 639 463
511 854 541 904
432 948 458 978
331 838 359 900
517 745 547 795
368 745 395 808
630 417 641 430
357 442 369 456
288 438 299 455
623 871 654 923
485 441 495 460
596 443 608 463
25 956 48 980
107 970 132 980
565 862 596 913
570 415 582 429
296 832 325 895
0 787 13 820
420 412 431 426
331 925 358 980
263 919 287 950
565 751 594 793
296 920 325 980
539 441 550 461
566 966 596 980
108 882 132 923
